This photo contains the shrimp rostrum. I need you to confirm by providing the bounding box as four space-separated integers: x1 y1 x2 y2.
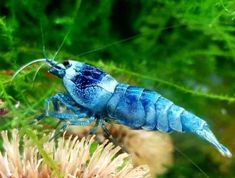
13 58 232 157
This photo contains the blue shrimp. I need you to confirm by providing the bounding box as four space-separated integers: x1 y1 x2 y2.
13 58 232 157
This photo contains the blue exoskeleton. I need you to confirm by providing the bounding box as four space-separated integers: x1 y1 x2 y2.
13 58 232 157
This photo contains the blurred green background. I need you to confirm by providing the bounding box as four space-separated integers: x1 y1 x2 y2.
0 0 235 177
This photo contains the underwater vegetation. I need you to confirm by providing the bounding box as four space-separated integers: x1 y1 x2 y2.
1 0 235 177
0 129 151 178
69 124 174 176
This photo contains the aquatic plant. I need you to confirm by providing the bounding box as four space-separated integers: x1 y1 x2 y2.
0 129 150 178
69 124 173 176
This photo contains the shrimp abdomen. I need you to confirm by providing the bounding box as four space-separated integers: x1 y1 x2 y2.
106 83 232 157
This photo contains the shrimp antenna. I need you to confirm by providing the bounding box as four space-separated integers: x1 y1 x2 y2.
76 24 184 57
52 0 80 61
12 59 48 81
52 29 71 61
12 57 59 81
77 34 139 57
32 22 48 83
12 23 59 81
175 146 210 178
40 20 48 60
32 63 45 83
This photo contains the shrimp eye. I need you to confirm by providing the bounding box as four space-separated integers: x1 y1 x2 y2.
62 60 70 68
